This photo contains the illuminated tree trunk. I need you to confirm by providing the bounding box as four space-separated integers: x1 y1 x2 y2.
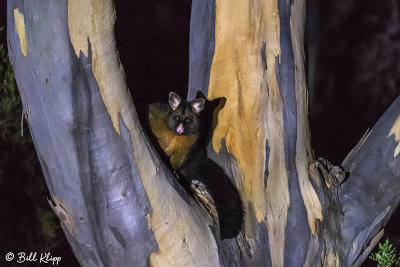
7 0 400 266
188 0 400 266
7 1 217 266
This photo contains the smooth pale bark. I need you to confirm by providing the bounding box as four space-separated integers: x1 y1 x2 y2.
7 0 400 266
189 0 400 266
8 1 219 266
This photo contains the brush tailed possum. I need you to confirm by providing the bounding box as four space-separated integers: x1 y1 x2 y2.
148 91 243 239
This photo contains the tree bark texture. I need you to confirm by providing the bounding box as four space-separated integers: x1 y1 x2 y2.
7 0 400 266
8 1 219 266
189 0 400 266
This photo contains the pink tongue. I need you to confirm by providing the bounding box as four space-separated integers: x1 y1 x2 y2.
176 123 184 134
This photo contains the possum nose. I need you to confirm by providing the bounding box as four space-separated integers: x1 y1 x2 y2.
176 123 184 134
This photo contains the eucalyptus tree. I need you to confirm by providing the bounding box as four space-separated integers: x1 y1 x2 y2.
7 0 400 266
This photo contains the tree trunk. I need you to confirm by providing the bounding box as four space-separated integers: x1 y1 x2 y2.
7 1 218 266
7 0 400 266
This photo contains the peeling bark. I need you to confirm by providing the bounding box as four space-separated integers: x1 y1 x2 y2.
8 1 219 266
189 0 400 266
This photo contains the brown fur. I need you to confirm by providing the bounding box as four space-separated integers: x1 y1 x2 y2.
148 103 198 170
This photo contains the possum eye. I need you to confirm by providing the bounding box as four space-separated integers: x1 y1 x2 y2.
185 118 192 124
174 116 180 121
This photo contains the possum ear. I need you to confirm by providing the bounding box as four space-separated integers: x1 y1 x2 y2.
196 90 206 100
169 92 182 110
191 98 205 114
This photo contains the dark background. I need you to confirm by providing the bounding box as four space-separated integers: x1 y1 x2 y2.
1 0 400 266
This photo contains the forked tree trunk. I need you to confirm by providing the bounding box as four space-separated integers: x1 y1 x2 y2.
7 0 400 266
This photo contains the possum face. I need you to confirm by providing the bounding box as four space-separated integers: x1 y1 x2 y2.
167 92 205 135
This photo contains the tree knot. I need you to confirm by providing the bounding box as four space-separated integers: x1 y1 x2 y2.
315 157 348 186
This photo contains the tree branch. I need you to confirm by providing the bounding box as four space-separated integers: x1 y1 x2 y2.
8 0 219 266
339 95 400 265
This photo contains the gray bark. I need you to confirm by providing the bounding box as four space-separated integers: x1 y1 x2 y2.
7 0 400 266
